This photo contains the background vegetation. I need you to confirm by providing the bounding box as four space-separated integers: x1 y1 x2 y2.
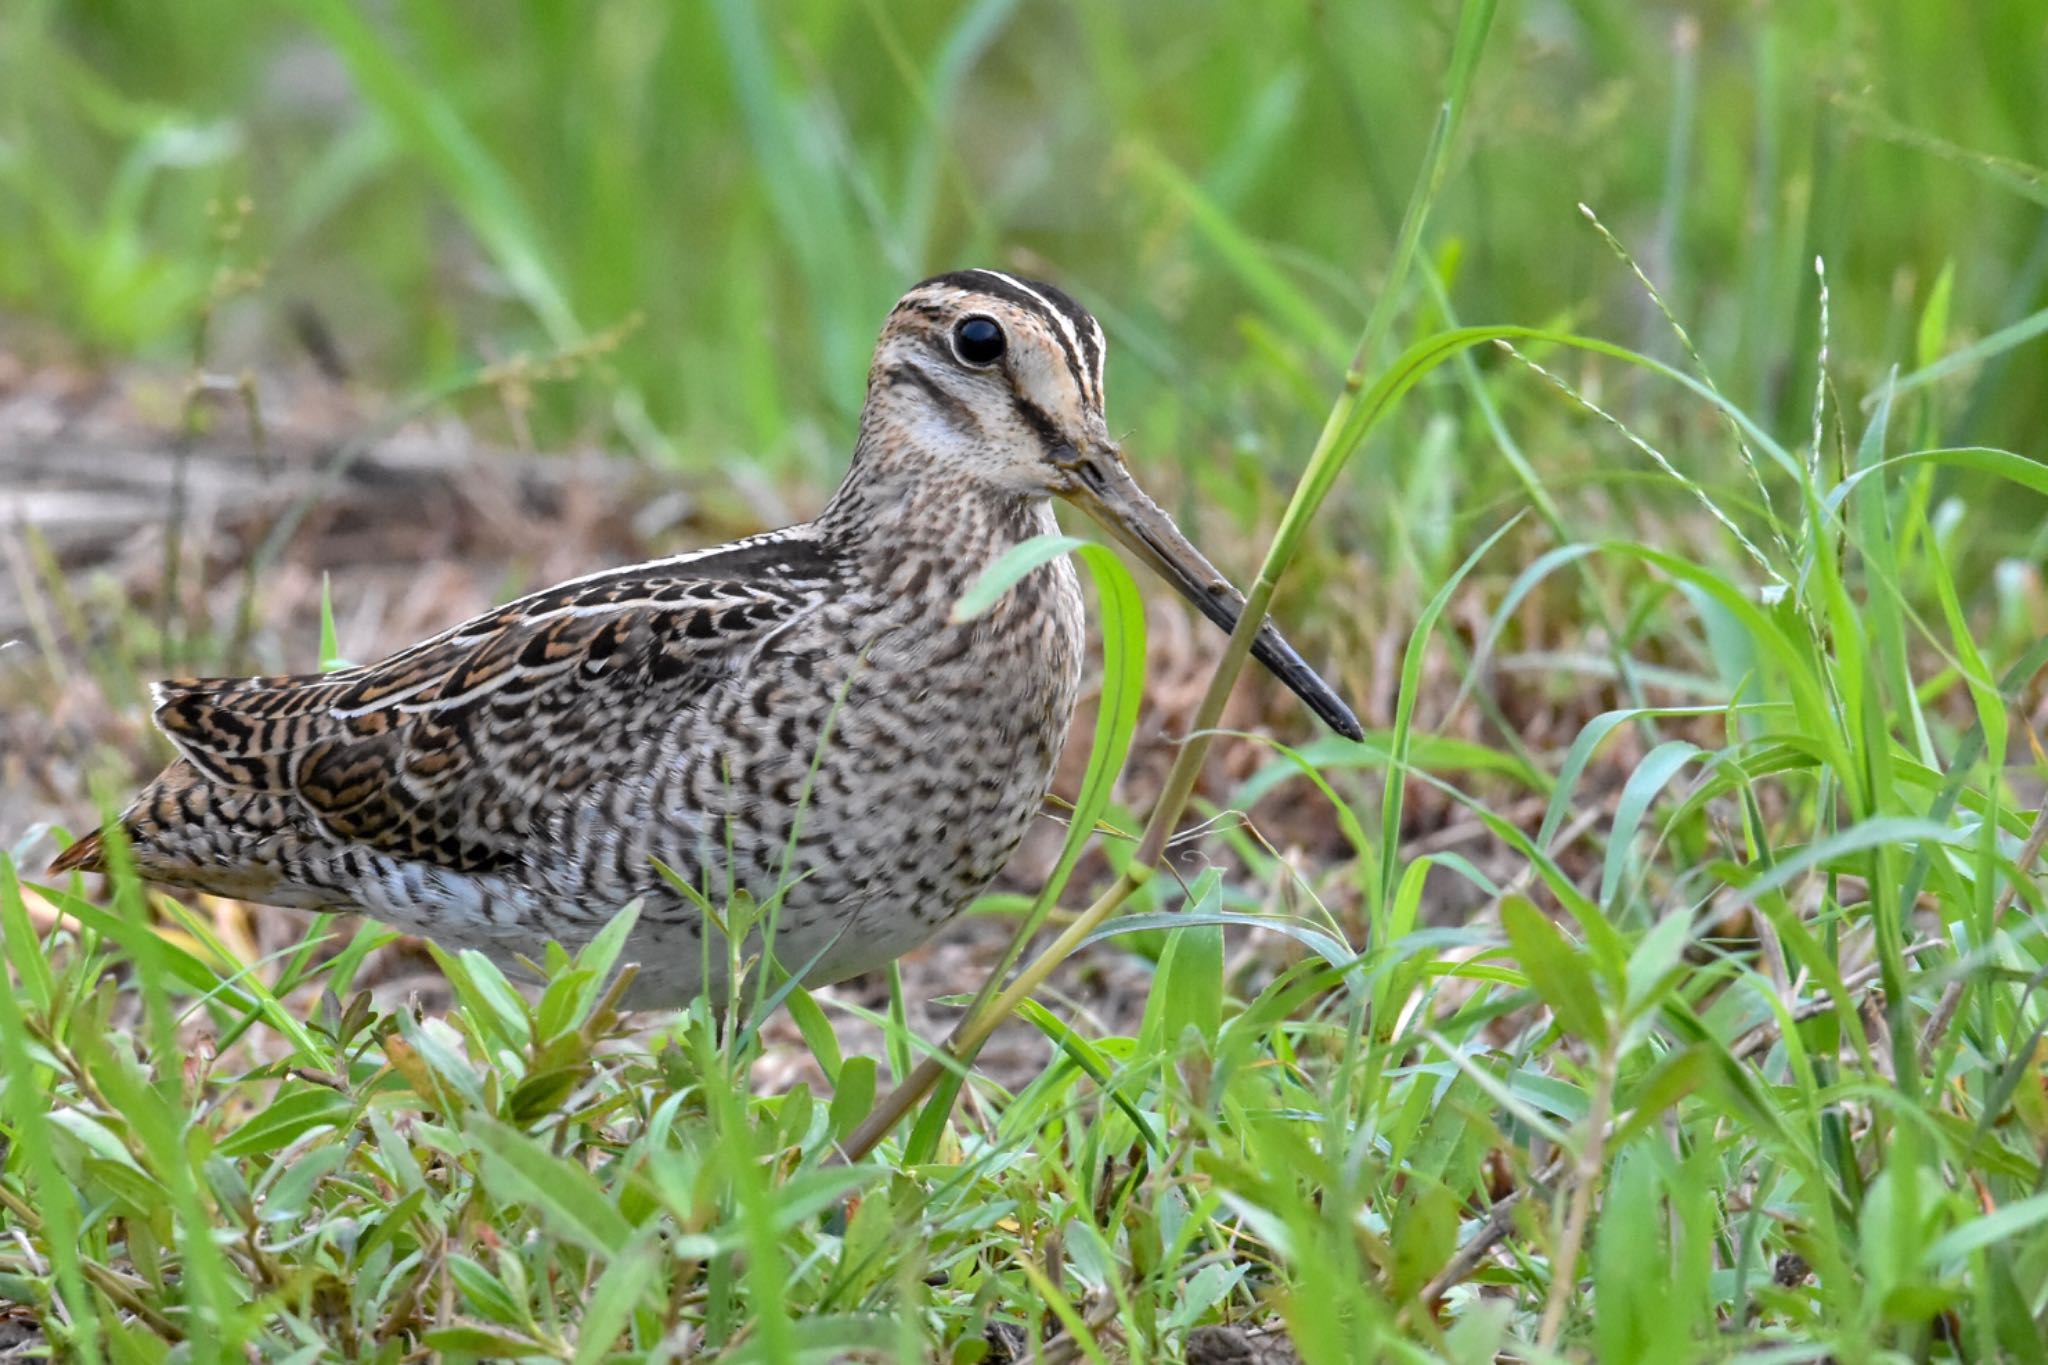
4 0 2048 1358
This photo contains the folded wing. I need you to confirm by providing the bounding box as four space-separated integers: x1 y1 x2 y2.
142 555 818 875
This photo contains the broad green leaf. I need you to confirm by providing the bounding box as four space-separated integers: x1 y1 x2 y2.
570 1236 663 1365
467 1117 636 1257
785 983 843 1084
1390 1178 1460 1301
828 1055 876 1144
1501 896 1608 1045
419 1325 554 1357
215 1088 353 1159
448 1252 531 1329
1922 1191 2048 1267
1593 1144 1666 1365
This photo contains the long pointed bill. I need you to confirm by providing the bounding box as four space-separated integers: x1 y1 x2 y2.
1062 447 1364 742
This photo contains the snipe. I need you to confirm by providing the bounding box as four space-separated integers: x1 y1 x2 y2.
51 270 1360 1006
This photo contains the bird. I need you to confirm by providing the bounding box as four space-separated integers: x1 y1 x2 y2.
49 269 1361 1007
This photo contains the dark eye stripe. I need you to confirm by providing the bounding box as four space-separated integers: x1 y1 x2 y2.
1007 391 1065 456
891 298 950 323
886 362 979 431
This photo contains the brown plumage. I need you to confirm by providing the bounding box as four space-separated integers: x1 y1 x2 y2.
52 270 1359 1006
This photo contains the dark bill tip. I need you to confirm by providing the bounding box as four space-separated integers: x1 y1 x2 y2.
1062 449 1364 742
1254 629 1365 741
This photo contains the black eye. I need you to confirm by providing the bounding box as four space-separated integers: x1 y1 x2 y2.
952 315 1006 367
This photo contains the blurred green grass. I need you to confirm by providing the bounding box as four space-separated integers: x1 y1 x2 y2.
6 0 2046 509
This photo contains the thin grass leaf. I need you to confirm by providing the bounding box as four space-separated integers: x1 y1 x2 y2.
1599 739 1706 911
902 534 1146 1161
1379 514 1524 908
1014 999 1164 1157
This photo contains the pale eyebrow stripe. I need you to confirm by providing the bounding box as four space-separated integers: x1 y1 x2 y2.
972 269 1097 408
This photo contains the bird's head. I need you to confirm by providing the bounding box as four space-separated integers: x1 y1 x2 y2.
863 268 1113 498
857 268 1362 741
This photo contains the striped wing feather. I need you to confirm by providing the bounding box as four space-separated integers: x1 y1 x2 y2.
149 573 804 872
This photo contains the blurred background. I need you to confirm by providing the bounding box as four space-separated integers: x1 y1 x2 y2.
4 1 2046 1023
7 2 2046 477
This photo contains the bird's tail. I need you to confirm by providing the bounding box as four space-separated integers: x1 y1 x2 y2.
47 831 107 876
